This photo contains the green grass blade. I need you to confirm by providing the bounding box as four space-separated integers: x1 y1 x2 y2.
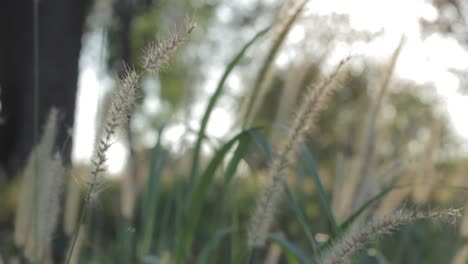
196 227 233 264
141 125 166 219
175 129 256 263
242 1 307 128
299 144 339 235
139 126 167 259
248 128 274 161
157 185 175 251
320 185 398 251
283 183 320 262
269 233 311 264
338 185 394 232
119 222 137 264
225 128 272 183
224 135 251 183
190 26 270 181
230 189 241 264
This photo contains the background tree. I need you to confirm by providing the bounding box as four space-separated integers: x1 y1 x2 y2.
0 0 89 180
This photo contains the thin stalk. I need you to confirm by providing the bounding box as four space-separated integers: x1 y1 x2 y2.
32 0 40 262
66 69 138 264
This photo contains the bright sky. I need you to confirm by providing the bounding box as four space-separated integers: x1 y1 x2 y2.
73 29 128 174
72 0 468 174
304 0 468 139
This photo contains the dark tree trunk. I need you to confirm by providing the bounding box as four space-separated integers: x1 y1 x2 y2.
0 0 88 179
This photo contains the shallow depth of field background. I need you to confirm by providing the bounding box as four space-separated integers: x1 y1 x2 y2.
3 0 468 263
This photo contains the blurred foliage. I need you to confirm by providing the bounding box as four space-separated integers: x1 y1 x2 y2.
3 0 468 263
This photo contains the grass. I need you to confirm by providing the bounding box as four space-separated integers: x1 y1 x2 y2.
5 3 468 264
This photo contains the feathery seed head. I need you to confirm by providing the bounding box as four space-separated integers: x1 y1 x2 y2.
31 153 64 259
247 174 283 247
142 21 195 74
321 207 461 264
89 67 139 201
247 58 350 249
284 56 350 157
14 109 65 262
110 67 139 126
68 19 194 263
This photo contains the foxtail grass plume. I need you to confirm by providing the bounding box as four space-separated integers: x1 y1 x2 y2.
66 67 139 263
350 37 404 215
67 19 194 262
242 0 308 128
247 58 350 248
321 208 461 264
14 108 58 246
24 153 64 261
142 19 195 74
88 67 138 205
14 108 65 262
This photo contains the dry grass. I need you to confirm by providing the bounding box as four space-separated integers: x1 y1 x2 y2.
248 57 349 248
14 109 65 262
321 207 462 264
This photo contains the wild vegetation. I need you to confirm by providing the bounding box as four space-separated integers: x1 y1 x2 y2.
2 0 468 264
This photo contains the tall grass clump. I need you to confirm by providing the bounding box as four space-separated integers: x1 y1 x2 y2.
247 57 350 248
6 2 466 263
172 25 269 263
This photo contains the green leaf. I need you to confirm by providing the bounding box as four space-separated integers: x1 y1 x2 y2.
139 125 168 259
339 185 394 233
299 144 339 235
225 128 273 183
175 129 258 263
269 233 311 264
243 1 308 127
248 128 274 161
320 185 398 251
196 227 233 264
283 183 319 262
190 26 271 181
224 135 251 183
230 189 242 264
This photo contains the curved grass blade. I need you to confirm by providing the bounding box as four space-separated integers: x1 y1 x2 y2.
141 125 166 219
139 126 168 259
229 182 241 264
224 135 251 183
320 185 401 251
225 128 272 183
299 144 339 235
248 128 274 161
339 185 394 233
269 233 311 264
283 183 320 262
242 0 308 128
190 26 271 181
196 227 233 264
175 129 257 263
